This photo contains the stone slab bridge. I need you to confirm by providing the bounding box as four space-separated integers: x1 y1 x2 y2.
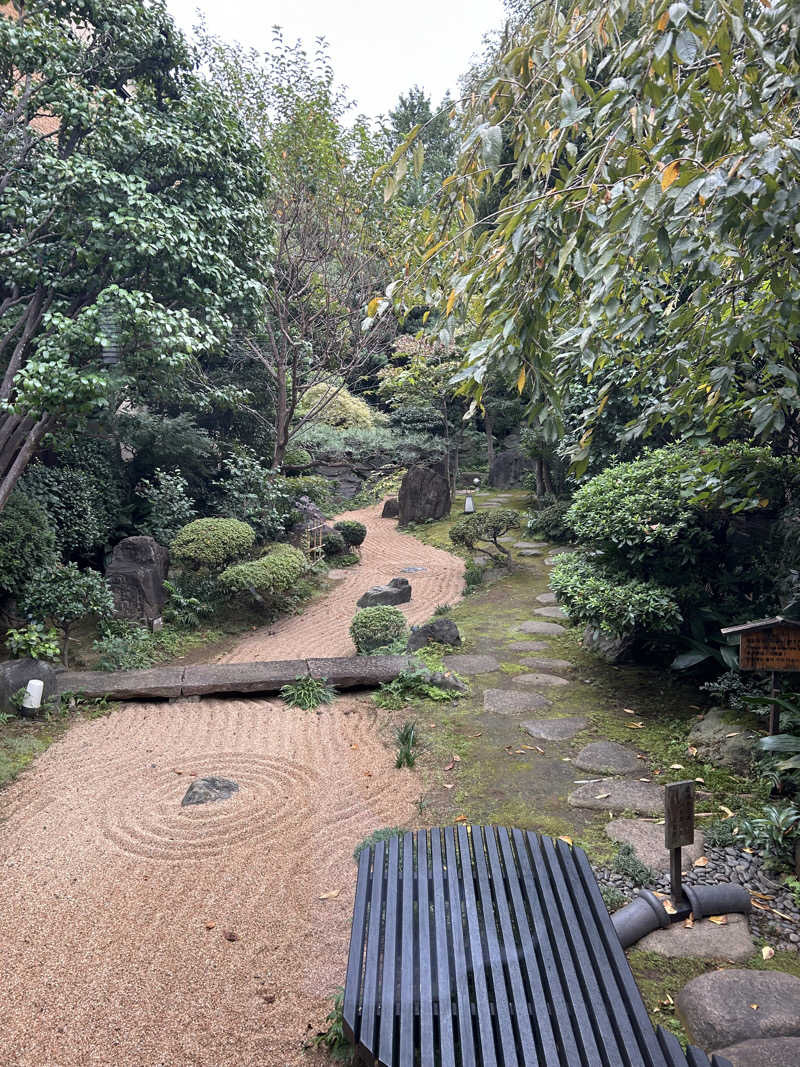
57 655 416 702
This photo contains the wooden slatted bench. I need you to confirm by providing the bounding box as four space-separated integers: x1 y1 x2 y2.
343 826 733 1067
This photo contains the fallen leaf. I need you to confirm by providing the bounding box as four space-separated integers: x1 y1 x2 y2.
627 721 645 729
725 732 740 738
514 748 526 754
204 921 216 930
319 889 341 900
455 815 468 823
468 732 482 738
708 915 728 925
452 754 461 763
428 723 437 728
623 708 637 715
665 994 673 1006
742 847 753 854
351 744 358 749
694 856 709 867
751 899 771 912
172 769 183 775
750 892 774 900
684 914 694 928
443 783 454 790
662 899 677 915
762 946 775 960
719 805 734 818
695 812 714 817
670 764 684 770
364 772 372 777
504 746 514 754
535 746 544 754
595 793 611 799
444 759 455 772
636 754 647 760
223 930 240 941
558 835 573 845
638 777 651 782
695 777 705 783
750 1003 759 1010
687 745 698 756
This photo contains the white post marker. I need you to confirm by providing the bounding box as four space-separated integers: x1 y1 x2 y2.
22 679 44 711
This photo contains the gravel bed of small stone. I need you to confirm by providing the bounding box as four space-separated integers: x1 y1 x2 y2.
594 844 800 951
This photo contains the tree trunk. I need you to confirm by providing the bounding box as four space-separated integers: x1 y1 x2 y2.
0 414 52 512
535 457 546 501
485 413 495 473
271 362 289 470
543 460 555 497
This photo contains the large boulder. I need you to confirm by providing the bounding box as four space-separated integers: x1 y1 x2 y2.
357 577 412 608
677 970 800 1051
398 465 451 526
105 535 168 623
0 658 59 716
687 707 758 775
582 625 633 664
309 461 363 499
381 497 399 518
406 617 461 652
489 450 533 488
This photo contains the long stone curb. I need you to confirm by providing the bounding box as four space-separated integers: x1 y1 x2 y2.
57 655 416 702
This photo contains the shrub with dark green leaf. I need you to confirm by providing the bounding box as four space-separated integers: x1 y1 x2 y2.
170 518 256 572
449 508 521 563
280 675 336 710
353 827 404 863
322 529 346 559
737 802 800 872
284 474 333 512
218 544 307 602
19 562 114 667
0 492 57 600
350 605 407 653
213 450 297 541
334 520 367 548
282 443 312 470
5 622 61 662
527 499 573 543
135 468 197 546
93 619 182 671
162 579 214 629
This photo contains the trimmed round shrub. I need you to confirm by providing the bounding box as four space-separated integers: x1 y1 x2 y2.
170 518 255 571
334 520 367 548
0 492 58 599
282 443 312 469
298 383 378 428
285 474 334 512
322 529 347 559
218 544 307 598
350 605 407 654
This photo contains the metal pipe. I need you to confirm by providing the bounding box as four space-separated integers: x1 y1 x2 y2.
611 889 670 949
682 883 752 921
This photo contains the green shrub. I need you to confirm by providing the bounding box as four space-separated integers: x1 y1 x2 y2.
297 383 379 428
334 520 367 548
464 560 484 592
353 827 404 863
550 552 682 637
93 620 182 672
450 509 521 562
171 518 256 572
612 842 655 887
280 675 336 710
737 802 800 871
218 544 307 600
135 468 197 546
19 562 114 667
527 499 573 542
5 622 61 662
350 605 407 653
334 552 360 567
322 530 347 558
213 450 297 541
284 474 333 512
600 885 628 912
282 443 312 469
0 492 57 599
162 579 214 629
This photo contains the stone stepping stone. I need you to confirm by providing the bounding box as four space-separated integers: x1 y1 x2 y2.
514 541 544 549
638 912 754 963
498 536 515 544
517 620 564 635
534 605 567 619
518 549 543 557
575 741 642 775
604 818 704 871
515 672 570 687
536 592 557 605
327 569 349 580
443 654 499 675
484 688 551 715
677 970 800 1051
519 657 572 671
522 716 586 741
715 1037 800 1067
567 779 664 815
507 641 549 652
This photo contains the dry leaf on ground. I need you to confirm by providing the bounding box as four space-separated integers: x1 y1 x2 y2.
708 915 727 925
693 856 709 867
762 946 775 960
319 889 341 900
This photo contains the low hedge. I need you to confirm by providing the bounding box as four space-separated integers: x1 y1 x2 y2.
218 544 307 598
350 605 407 653
334 520 367 547
170 518 255 571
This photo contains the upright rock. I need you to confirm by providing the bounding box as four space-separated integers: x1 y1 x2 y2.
357 577 412 608
489 450 533 488
407 618 461 651
106 535 168 623
398 465 451 526
381 497 399 518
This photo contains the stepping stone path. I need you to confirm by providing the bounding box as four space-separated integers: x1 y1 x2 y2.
442 654 499 675
568 778 664 815
522 717 586 741
514 541 545 549
518 549 543 557
605 818 704 871
519 657 571 670
536 592 557 604
515 672 570 687
484 688 551 715
677 970 800 1052
638 912 755 963
507 641 549 652
574 741 642 775
516 620 565 635
534 605 567 619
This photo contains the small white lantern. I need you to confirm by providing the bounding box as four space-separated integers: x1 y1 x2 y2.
22 679 44 711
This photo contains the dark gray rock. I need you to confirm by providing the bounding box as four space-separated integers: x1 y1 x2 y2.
687 707 758 776
381 497 399 518
582 626 633 664
638 912 754 962
522 716 587 740
489 450 533 488
714 1037 800 1067
0 658 59 716
357 577 412 608
536 592 557 605
484 689 552 714
181 776 239 807
568 779 664 815
442 654 499 674
309 462 363 499
180 661 309 696
406 617 461 652
574 741 642 775
58 666 186 700
106 535 168 623
677 970 800 1050
398 465 451 526
535 605 567 619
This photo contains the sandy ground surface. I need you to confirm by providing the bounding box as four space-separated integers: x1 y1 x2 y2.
0 696 420 1066
220 501 465 662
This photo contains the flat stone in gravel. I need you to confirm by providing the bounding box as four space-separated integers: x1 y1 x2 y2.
605 818 704 871
516 620 565 635
536 592 557 604
535 605 567 619
677 970 800 1050
181 776 239 807
575 741 641 775
515 672 570 687
568 779 664 815
442 654 500 675
507 641 549 652
522 716 587 741
714 1037 800 1067
637 912 754 963
484 688 552 714
519 657 572 670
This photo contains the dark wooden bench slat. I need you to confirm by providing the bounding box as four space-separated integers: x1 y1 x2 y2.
361 839 387 1057
417 831 436 1064
431 829 457 1066
444 827 478 1064
398 831 415 1066
343 845 373 1046
379 834 401 1062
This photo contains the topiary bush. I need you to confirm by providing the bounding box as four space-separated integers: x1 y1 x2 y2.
322 529 347 559
282 443 312 470
0 492 58 600
449 509 521 563
334 520 367 548
350 605 407 654
218 544 307 601
170 518 256 572
297 383 380 429
284 474 334 512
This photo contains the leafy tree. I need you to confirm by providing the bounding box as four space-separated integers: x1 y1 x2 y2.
449 508 521 563
383 86 459 206
0 0 271 510
19 561 114 666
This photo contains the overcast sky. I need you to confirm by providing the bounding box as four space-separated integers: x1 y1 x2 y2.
165 1 506 119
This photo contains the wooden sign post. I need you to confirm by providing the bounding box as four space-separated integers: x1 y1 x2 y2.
720 616 800 735
665 781 695 904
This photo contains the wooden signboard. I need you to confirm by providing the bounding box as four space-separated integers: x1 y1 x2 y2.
664 781 695 850
739 623 800 671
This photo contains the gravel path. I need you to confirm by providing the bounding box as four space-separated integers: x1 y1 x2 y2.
220 502 464 662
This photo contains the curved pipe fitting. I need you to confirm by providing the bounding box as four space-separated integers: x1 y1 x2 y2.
683 882 752 921
611 889 670 949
